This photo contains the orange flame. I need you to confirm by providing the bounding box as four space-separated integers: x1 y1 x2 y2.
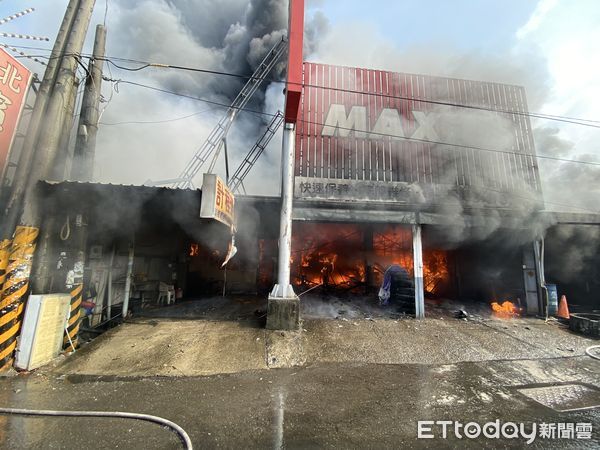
290 223 451 293
491 300 520 318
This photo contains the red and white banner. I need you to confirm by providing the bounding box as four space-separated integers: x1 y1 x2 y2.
0 48 32 178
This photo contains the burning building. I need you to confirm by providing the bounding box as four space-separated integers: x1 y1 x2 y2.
10 63 599 333
2 58 600 342
288 62 546 317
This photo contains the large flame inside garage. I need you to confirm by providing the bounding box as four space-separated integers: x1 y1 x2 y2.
288 223 453 303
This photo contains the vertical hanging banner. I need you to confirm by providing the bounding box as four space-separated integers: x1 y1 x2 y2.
199 173 235 227
0 48 32 178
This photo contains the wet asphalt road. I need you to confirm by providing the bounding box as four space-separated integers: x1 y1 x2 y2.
0 357 599 449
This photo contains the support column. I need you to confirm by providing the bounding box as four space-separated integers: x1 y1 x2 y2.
412 224 425 319
122 244 134 319
266 123 299 330
525 242 542 316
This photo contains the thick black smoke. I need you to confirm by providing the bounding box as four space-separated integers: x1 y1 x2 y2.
91 0 327 191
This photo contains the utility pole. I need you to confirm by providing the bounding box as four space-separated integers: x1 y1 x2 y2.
39 24 108 329
0 0 80 239
0 0 96 370
52 77 80 180
20 0 95 223
26 1 96 294
71 24 106 182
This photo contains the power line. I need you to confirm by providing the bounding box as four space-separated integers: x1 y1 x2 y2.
106 78 600 168
99 108 214 125
0 8 35 26
101 78 600 213
103 0 109 27
1 43 47 66
9 49 598 213
9 44 600 128
0 32 49 41
103 57 600 129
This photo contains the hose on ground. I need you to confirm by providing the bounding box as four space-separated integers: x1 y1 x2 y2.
586 345 600 361
0 407 193 449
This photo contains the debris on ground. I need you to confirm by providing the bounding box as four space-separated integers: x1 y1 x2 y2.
454 310 469 319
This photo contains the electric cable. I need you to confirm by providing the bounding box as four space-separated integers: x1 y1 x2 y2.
99 108 214 125
0 408 193 449
10 46 599 211
103 0 109 27
91 78 600 212
9 44 600 128
98 58 600 129
104 78 600 169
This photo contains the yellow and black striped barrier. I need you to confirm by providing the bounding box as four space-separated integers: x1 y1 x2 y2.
63 283 82 351
0 239 11 290
0 226 39 371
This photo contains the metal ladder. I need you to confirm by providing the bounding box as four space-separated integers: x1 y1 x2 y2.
155 37 287 189
228 110 284 193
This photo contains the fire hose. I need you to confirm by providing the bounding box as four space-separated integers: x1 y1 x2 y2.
585 345 600 361
0 408 193 449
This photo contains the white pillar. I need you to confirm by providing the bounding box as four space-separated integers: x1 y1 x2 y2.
122 244 134 318
412 224 425 319
270 122 297 299
266 122 299 330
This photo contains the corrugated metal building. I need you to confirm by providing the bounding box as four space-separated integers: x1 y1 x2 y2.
26 64 599 325
294 62 541 210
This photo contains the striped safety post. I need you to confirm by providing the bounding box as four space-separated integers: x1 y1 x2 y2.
0 226 39 371
63 283 83 351
0 239 11 289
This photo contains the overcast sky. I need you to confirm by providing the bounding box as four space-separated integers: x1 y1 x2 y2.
2 0 599 212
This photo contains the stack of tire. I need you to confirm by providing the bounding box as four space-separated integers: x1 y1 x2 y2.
389 266 415 315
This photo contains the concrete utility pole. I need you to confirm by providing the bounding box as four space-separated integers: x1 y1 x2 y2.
18 0 95 226
266 0 304 330
26 0 96 295
0 0 80 238
71 24 106 182
52 77 80 180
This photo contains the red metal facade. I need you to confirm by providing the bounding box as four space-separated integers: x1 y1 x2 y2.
284 0 304 123
295 62 541 194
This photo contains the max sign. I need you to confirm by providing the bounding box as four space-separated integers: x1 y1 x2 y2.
0 48 32 177
321 104 439 141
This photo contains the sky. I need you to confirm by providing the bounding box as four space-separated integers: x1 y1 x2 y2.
1 0 599 213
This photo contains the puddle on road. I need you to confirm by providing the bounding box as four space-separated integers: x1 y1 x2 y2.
517 383 600 412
